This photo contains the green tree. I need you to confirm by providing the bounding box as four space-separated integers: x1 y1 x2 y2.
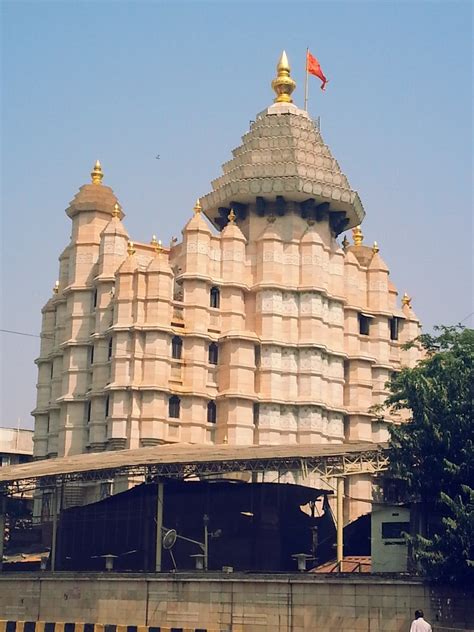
385 325 474 583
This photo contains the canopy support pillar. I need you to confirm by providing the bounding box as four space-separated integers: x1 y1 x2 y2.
155 480 164 572
336 476 344 568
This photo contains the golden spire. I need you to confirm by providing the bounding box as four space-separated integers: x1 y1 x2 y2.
112 202 120 218
228 208 236 224
271 50 296 104
352 225 363 246
193 199 202 214
372 241 380 254
151 235 158 247
53 280 59 294
342 235 349 251
127 241 135 256
402 292 412 308
91 160 103 184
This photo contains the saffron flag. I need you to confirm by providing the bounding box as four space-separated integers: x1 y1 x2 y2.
307 50 328 91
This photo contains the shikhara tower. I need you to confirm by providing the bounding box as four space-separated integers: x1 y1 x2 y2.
32 52 420 517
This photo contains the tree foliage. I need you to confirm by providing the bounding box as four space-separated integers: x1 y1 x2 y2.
385 325 474 583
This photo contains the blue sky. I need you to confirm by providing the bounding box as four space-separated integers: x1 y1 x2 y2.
1 1 472 428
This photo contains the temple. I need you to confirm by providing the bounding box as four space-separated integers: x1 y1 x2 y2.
32 52 421 520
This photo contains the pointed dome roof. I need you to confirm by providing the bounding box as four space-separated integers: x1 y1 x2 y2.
344 249 359 266
257 217 282 241
102 204 128 238
221 209 246 241
182 199 212 234
66 161 121 219
200 101 364 231
368 251 389 273
147 249 172 273
117 242 138 274
300 222 324 244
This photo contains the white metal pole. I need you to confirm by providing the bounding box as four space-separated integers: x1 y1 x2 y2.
336 477 344 568
203 514 209 571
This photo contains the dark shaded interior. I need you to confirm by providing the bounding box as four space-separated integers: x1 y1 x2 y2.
56 480 336 572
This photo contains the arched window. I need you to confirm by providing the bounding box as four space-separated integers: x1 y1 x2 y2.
172 335 183 360
169 395 181 419
208 342 219 365
108 338 113 360
93 288 98 309
89 345 95 365
105 395 110 418
207 401 217 424
210 286 220 309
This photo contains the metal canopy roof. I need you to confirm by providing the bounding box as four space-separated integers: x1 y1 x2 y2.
0 442 389 493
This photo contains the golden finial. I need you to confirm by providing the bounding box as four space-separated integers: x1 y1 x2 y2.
151 235 158 247
193 199 202 214
53 280 59 294
352 225 363 246
271 50 296 104
342 235 349 250
223 434 228 444
127 241 135 256
112 202 120 218
156 239 163 254
228 208 236 224
372 241 379 254
91 160 103 184
402 292 412 308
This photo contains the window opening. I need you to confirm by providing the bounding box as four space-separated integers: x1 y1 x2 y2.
358 314 370 336
208 342 219 365
207 401 217 424
389 317 400 341
172 336 183 360
210 286 220 309
169 395 181 419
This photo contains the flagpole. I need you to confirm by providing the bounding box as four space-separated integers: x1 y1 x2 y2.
304 47 309 111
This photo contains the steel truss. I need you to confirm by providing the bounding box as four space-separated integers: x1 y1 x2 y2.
0 448 389 496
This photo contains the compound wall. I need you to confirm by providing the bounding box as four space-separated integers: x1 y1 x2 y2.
0 574 472 632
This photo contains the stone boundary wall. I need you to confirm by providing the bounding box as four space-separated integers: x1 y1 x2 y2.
0 625 212 632
0 574 472 632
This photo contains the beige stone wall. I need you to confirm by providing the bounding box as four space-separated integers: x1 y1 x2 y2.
0 575 472 632
32 104 422 517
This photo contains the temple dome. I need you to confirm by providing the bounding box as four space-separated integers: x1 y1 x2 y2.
66 161 120 219
200 101 364 232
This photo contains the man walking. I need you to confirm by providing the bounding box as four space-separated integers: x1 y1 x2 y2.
410 610 432 632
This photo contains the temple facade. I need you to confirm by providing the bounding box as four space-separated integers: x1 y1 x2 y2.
32 53 420 518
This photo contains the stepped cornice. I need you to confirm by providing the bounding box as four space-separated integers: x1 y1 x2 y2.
201 102 364 232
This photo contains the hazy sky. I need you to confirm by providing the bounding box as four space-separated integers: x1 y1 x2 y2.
1 1 472 429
